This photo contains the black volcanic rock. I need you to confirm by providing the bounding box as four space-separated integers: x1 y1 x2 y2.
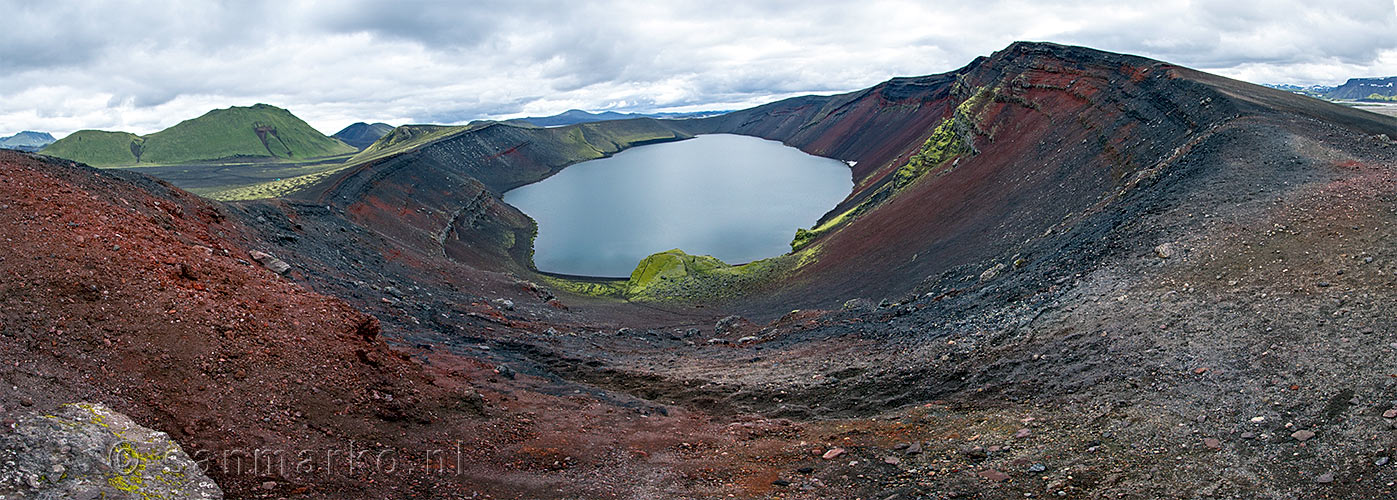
332 122 394 149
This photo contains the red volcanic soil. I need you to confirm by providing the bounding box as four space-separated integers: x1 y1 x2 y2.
0 150 943 500
0 152 727 498
0 151 460 496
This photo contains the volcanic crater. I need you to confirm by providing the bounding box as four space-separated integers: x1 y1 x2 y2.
5 41 1397 499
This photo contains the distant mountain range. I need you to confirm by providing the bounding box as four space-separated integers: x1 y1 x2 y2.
1266 76 1397 101
41 104 355 167
332 122 394 150
510 109 725 127
0 131 55 152
1328 77 1397 100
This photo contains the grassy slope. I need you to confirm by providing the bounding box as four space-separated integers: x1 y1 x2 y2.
348 124 471 165
346 118 690 174
41 104 354 167
39 130 141 166
188 124 481 201
139 104 354 164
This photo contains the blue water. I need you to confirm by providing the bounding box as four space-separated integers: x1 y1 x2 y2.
503 134 852 277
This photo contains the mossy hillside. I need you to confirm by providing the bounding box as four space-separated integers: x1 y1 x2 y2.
487 118 695 171
625 250 808 303
541 275 629 298
348 124 468 165
41 104 354 167
892 117 967 189
792 201 860 251
625 249 730 295
569 118 692 155
139 104 355 164
792 86 989 252
893 85 990 189
39 130 142 166
542 248 813 303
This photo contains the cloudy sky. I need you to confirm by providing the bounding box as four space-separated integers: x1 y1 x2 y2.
4 0 1396 138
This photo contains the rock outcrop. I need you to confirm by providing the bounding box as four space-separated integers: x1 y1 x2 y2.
0 402 222 499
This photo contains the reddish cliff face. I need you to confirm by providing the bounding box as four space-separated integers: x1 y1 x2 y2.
681 70 962 213
0 151 472 497
685 42 1397 311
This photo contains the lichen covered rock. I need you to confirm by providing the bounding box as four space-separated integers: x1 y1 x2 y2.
625 249 729 294
0 402 221 499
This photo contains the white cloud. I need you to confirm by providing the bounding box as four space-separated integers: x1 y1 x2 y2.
1 0 1395 137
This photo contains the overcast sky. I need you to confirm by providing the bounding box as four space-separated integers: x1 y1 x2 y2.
3 0 1396 138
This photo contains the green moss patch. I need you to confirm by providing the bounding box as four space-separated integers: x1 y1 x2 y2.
792 86 991 253
625 249 731 295
893 117 967 189
542 247 812 303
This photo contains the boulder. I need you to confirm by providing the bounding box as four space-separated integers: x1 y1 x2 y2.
842 298 874 311
979 262 1006 282
248 250 291 274
0 402 222 499
715 315 751 336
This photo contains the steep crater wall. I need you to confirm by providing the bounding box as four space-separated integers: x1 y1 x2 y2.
292 119 693 272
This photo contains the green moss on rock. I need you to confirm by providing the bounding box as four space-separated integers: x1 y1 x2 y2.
792 86 991 253
540 276 629 298
0 402 222 499
542 247 811 303
893 117 967 189
625 249 730 294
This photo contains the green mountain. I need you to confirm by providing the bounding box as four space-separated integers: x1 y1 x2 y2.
41 104 355 167
39 130 142 166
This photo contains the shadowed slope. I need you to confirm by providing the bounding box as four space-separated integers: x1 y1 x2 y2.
292 119 692 272
332 122 394 150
